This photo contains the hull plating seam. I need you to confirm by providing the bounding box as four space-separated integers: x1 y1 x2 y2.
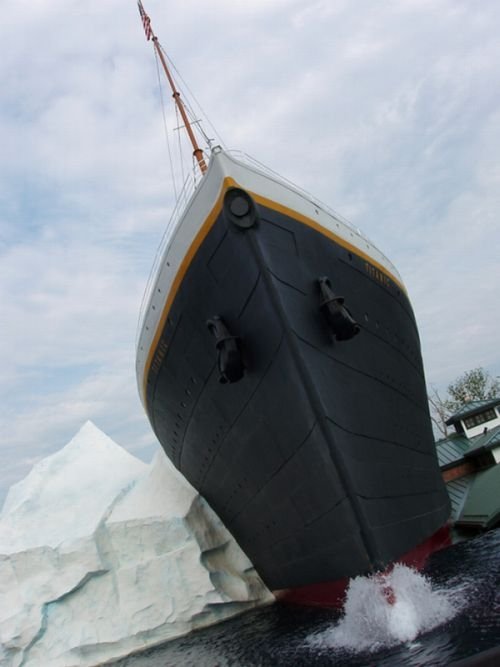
141 181 407 403
142 187 450 589
244 217 384 571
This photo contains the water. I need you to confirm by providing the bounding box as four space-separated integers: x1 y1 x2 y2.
309 563 466 652
112 529 500 666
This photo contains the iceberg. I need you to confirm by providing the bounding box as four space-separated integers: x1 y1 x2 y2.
0 422 273 667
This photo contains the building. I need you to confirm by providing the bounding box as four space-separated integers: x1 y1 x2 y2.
436 397 500 536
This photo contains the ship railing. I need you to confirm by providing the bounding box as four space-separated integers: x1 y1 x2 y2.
136 171 198 343
226 150 399 276
226 150 366 232
137 148 402 344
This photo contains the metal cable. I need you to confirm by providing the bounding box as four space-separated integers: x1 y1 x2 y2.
169 54 224 149
157 41 225 150
174 103 186 185
154 46 178 201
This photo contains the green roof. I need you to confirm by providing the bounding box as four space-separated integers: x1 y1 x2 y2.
446 475 475 522
446 397 500 426
465 425 500 457
436 425 500 467
435 432 471 466
457 465 500 529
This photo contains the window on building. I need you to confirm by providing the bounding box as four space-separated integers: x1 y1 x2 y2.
464 409 497 430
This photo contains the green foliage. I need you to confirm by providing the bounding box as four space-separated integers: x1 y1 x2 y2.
444 367 500 414
429 367 500 439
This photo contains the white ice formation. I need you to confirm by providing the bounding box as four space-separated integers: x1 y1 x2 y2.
0 422 273 667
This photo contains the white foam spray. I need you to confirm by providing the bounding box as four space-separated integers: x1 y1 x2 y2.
309 564 467 653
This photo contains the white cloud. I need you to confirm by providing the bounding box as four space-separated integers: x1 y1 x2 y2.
1 0 500 504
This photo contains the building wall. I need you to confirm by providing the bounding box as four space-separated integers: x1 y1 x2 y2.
462 414 500 439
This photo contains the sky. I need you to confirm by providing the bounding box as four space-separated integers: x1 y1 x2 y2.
1 0 499 506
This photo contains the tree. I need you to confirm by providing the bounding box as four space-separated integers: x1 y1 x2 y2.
428 386 451 439
429 367 500 439
445 367 500 412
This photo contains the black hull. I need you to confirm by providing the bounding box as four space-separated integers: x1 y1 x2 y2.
144 189 450 590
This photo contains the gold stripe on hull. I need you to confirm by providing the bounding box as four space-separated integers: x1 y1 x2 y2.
141 179 406 401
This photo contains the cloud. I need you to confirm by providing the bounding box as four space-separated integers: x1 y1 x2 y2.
1 0 500 504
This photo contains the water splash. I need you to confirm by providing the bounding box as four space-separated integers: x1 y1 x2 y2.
309 564 467 653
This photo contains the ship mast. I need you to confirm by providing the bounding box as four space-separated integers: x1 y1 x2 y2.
137 1 208 175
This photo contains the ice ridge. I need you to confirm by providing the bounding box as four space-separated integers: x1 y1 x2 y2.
0 422 273 667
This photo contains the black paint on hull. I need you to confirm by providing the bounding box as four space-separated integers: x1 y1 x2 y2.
145 192 450 590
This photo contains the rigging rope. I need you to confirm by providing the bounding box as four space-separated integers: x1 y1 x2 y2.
154 46 178 202
174 103 186 187
161 45 225 150
152 37 223 189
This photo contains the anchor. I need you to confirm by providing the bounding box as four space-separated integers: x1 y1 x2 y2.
318 276 360 341
206 316 244 384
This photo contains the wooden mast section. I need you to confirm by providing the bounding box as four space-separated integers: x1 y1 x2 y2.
137 1 208 175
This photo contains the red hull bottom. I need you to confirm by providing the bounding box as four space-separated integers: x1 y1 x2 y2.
273 524 452 608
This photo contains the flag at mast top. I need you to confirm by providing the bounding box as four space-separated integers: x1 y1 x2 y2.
137 0 153 41
136 1 208 174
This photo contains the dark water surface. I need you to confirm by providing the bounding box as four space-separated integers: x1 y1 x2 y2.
113 529 500 666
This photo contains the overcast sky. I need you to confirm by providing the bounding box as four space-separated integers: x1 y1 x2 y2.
1 0 499 506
